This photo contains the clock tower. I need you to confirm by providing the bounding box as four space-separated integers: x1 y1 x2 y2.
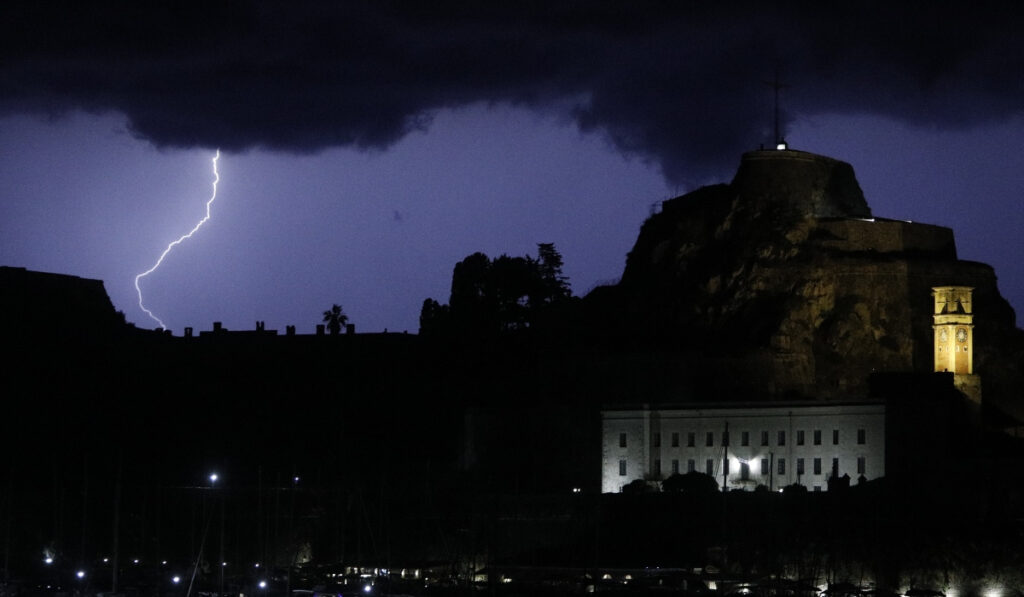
932 286 981 402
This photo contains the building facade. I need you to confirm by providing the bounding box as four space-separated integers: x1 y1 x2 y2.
601 402 885 493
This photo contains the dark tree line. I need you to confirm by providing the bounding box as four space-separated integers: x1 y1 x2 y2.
419 243 574 338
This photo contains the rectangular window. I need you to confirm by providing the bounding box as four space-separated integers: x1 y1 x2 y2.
619 460 626 476
760 458 768 475
813 430 821 446
672 459 679 475
857 457 866 475
687 432 695 447
831 457 839 477
778 458 786 475
857 429 866 445
832 429 840 445
813 458 822 475
619 433 627 448
740 461 749 480
705 459 714 476
797 458 805 475
761 431 769 446
797 430 805 446
687 459 695 473
778 430 786 446
814 485 821 492
654 460 662 476
741 431 749 446
654 433 661 448
671 432 679 447
706 432 714 447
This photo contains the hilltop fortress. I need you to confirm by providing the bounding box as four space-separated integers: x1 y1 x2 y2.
604 148 1022 418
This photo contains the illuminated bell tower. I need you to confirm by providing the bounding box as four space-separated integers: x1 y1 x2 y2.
932 286 982 402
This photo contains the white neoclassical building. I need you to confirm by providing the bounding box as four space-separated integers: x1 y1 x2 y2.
601 402 885 493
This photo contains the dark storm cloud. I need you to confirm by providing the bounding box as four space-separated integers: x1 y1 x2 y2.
4 1 1023 184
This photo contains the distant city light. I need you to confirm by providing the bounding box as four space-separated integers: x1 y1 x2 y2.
776 140 788 150
254 563 261 568
103 558 109 563
210 473 219 483
76 570 85 579
259 580 267 589
44 557 53 565
172 576 181 584
364 584 372 593
133 559 140 564
293 476 300 484
162 560 168 565
222 562 227 567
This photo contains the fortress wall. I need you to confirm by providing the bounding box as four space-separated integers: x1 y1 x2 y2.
814 219 956 256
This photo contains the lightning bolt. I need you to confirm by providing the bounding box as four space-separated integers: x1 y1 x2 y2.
134 150 221 331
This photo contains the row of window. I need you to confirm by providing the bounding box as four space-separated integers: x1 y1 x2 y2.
618 456 868 478
618 429 868 449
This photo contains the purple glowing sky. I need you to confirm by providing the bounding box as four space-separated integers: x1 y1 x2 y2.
1 4 1022 334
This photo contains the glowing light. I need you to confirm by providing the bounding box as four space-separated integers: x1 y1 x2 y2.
364 584 372 593
172 576 181 584
44 557 53 565
210 473 219 483
135 150 221 331
259 580 267 589
76 570 86 579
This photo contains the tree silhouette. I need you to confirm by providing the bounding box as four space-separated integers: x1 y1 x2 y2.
419 243 574 336
322 304 348 335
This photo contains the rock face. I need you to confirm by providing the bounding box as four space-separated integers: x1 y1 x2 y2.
612 149 1023 413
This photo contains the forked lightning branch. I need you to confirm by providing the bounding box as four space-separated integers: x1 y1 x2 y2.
134 150 221 331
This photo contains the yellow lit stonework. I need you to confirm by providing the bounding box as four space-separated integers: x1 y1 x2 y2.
933 286 982 403
932 286 973 375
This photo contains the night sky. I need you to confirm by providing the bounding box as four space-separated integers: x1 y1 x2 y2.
2 3 1022 335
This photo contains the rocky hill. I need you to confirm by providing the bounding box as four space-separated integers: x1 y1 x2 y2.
605 149 1023 416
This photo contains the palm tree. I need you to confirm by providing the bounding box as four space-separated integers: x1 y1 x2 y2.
322 304 348 335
